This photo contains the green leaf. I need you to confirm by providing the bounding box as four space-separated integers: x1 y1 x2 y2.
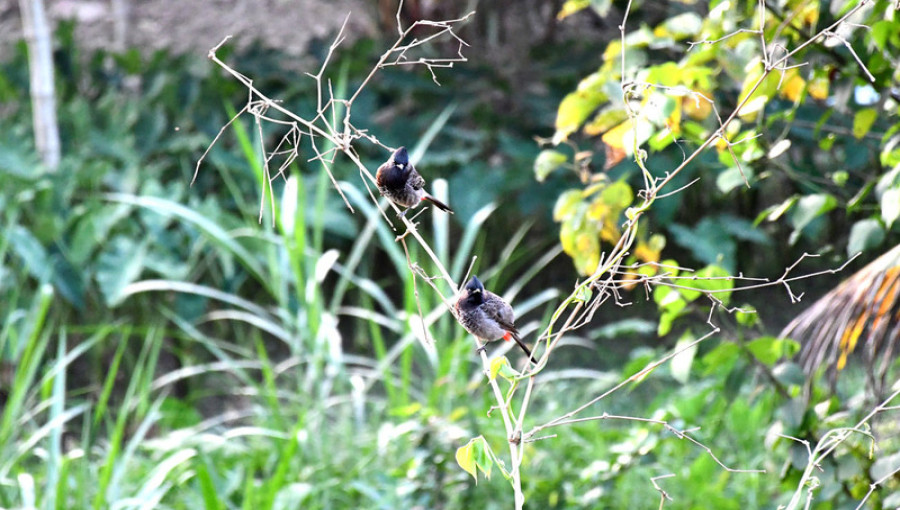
671 331 698 383
746 336 798 366
847 218 885 256
7 225 50 281
702 342 740 375
679 264 733 305
716 166 753 193
735 305 758 326
455 436 494 483
852 108 877 139
659 12 703 39
534 150 568 182
554 73 608 143
96 236 148 306
553 190 584 222
881 187 900 228
489 356 520 381
790 193 837 234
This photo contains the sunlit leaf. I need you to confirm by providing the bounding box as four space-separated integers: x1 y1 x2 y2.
746 336 797 366
534 150 568 182
455 436 494 483
847 218 885 256
584 107 629 136
557 0 589 19
808 75 829 100
779 70 805 102
735 305 758 326
683 92 713 120
553 190 584 221
602 118 653 155
852 108 878 139
880 187 900 228
96 236 148 307
671 331 698 383
716 166 753 193
790 193 837 234
489 356 520 381
554 72 609 143
655 12 703 39
767 139 791 159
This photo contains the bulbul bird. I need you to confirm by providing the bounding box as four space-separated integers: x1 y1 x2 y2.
455 275 535 363
375 146 453 215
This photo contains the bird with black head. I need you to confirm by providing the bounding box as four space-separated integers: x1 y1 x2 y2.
455 276 535 363
375 146 453 215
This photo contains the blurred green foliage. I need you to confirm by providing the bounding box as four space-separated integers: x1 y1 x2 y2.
0 3 898 509
545 0 900 279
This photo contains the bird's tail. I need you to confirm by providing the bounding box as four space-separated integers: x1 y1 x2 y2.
504 331 537 364
422 195 454 213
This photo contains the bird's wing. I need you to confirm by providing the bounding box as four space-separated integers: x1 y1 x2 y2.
483 292 520 339
407 167 426 190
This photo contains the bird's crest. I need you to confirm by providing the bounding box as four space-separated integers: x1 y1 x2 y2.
392 146 409 169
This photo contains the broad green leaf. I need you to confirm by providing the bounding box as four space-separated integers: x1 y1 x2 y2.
881 187 900 228
852 108 877 139
716 166 753 193
657 295 687 336
599 180 634 210
534 150 568 182
7 225 50 281
746 336 798 366
679 264 733 305
702 342 741 375
790 193 837 233
96 236 148 307
847 218 885 256
671 331 698 383
735 305 758 327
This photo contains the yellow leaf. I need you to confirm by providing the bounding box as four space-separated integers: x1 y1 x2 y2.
557 0 589 20
634 235 665 263
602 119 633 150
603 40 623 62
584 107 629 137
808 75 829 100
780 70 806 102
683 92 713 120
456 441 477 480
853 108 878 139
798 2 819 26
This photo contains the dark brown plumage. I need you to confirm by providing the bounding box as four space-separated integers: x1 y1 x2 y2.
375 146 453 214
455 275 535 363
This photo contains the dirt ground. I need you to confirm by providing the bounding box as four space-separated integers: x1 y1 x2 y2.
1 0 374 61
2 0 604 78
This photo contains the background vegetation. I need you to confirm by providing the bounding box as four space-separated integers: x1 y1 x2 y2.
1 0 899 508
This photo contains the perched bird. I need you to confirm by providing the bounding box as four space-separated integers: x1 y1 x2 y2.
375 146 453 214
455 275 535 363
